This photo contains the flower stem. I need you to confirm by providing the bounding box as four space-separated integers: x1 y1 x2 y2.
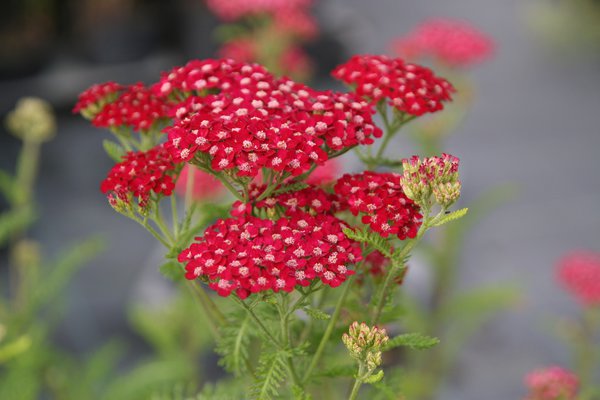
370 213 430 325
302 274 357 384
234 297 282 349
348 364 365 400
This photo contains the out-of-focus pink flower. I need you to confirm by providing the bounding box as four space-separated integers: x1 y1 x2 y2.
393 19 494 68
306 158 340 186
175 165 223 201
557 251 600 306
524 366 579 400
206 0 313 21
218 38 258 63
274 8 318 40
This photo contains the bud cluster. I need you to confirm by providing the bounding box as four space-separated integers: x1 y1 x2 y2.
400 153 461 208
342 322 389 372
6 97 56 143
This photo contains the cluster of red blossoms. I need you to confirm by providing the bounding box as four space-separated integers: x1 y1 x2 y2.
73 82 122 116
524 366 579 400
332 55 454 116
334 171 422 240
231 184 342 217
557 251 600 306
161 60 380 178
179 211 362 298
92 83 169 132
393 19 494 68
100 145 177 209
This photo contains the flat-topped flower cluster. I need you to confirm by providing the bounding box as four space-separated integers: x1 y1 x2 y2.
75 56 460 299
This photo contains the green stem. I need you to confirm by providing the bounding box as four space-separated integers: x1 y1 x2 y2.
212 171 244 201
348 364 365 400
171 195 179 240
154 206 174 244
185 165 196 210
185 282 220 338
302 274 357 384
14 140 40 207
278 297 302 388
370 213 430 325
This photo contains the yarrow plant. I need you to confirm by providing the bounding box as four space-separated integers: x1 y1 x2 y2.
75 55 467 398
524 366 579 400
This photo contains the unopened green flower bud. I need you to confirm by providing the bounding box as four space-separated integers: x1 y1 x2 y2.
6 97 56 143
433 181 461 208
343 322 389 372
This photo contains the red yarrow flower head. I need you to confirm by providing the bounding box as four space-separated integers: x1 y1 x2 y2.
100 145 177 210
524 366 579 400
179 211 362 299
332 54 454 116
400 153 461 208
162 65 380 183
92 83 169 132
73 81 123 119
557 251 600 306
334 171 422 240
175 164 223 202
393 19 494 68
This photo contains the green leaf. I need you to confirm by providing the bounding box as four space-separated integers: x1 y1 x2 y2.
316 364 356 378
250 351 288 400
0 207 36 246
216 315 253 376
342 227 393 258
0 336 31 364
32 236 104 309
291 385 312 400
430 208 468 227
103 140 125 162
273 182 309 196
383 333 440 351
0 170 15 203
303 306 330 320
159 261 184 282
364 370 385 384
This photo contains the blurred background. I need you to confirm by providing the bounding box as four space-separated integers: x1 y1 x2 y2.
1 0 599 399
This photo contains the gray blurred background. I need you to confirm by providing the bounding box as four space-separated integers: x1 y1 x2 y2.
1 0 599 399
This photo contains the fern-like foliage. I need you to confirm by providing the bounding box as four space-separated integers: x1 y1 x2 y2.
250 350 289 400
430 208 468 227
215 314 253 376
272 182 309 196
342 227 393 258
383 333 440 351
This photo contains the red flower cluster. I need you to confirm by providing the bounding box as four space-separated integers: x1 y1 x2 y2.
231 184 342 217
162 59 380 179
557 251 600 306
393 19 494 68
179 212 362 298
205 0 313 22
332 55 454 116
92 83 169 132
334 172 422 240
73 82 123 116
100 145 177 208
524 366 579 400
152 59 271 101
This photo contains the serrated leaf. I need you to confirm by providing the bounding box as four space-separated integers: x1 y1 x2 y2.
159 261 184 282
250 351 288 400
430 208 468 227
342 227 393 258
303 306 330 320
364 370 384 384
292 385 312 400
383 333 440 351
216 315 252 376
273 182 309 196
103 140 125 162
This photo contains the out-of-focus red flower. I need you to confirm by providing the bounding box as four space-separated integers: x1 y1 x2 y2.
273 7 318 40
524 366 579 400
206 0 313 21
219 38 258 63
306 158 340 186
393 19 494 68
175 165 223 201
557 251 600 306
